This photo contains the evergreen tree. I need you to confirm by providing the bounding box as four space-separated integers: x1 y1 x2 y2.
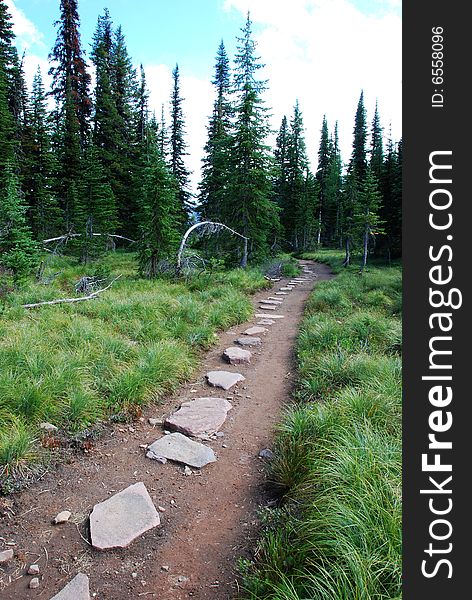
157 104 168 159
323 122 343 246
137 147 181 277
170 64 192 221
316 114 331 243
370 100 384 182
0 160 38 279
340 170 360 266
25 68 62 239
379 135 402 258
199 40 233 222
75 145 117 263
225 13 279 262
49 0 91 147
355 166 384 267
273 115 290 211
49 0 91 229
349 91 368 183
0 0 16 168
283 100 311 249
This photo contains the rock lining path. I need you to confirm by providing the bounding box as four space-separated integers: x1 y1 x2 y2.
0 261 332 600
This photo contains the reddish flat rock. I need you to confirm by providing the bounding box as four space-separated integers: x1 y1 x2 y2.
50 573 90 600
235 336 261 347
243 326 268 335
90 483 160 550
164 398 232 438
223 346 252 364
206 370 245 390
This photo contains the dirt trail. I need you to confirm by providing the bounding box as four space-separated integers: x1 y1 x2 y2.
0 261 332 600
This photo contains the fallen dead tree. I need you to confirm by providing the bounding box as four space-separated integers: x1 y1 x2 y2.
21 275 122 309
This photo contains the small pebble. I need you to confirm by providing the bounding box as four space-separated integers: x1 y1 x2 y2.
158 506 166 512
28 564 40 575
161 565 169 572
53 510 71 524
29 578 40 589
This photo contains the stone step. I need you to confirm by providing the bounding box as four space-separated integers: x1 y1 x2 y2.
259 304 277 310
243 326 268 335
279 287 293 291
147 433 216 468
206 370 245 390
235 336 262 347
255 314 284 319
223 346 252 364
164 398 232 439
90 482 160 550
50 573 90 600
275 292 288 295
263 299 282 305
257 319 275 325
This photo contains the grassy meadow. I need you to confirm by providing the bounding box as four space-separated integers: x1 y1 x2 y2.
0 251 270 480
242 251 402 600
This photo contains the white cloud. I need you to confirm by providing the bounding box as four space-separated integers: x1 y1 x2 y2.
6 0 44 51
224 0 402 166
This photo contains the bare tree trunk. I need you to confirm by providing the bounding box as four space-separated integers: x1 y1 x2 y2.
240 238 248 268
343 237 350 266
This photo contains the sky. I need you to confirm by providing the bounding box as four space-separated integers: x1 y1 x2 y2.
7 0 402 192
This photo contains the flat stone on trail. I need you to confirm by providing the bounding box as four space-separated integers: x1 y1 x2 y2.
206 370 245 390
147 433 216 468
259 304 277 310
263 299 282 305
243 326 268 335
256 314 285 319
90 482 160 550
235 336 262 347
257 319 275 325
223 346 252 364
50 573 90 600
0 549 14 563
275 292 288 295
267 297 283 301
164 398 232 438
279 287 292 291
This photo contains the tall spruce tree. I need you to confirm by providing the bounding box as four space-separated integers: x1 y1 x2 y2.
170 64 192 222
370 100 384 182
137 144 181 277
323 122 343 246
225 13 279 262
199 41 233 222
316 115 331 244
26 68 62 239
349 91 368 184
49 0 91 230
379 134 402 258
273 115 290 211
0 0 16 169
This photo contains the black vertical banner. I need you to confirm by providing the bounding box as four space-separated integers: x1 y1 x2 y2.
403 2 469 598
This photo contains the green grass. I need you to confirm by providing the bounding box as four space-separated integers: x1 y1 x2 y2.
0 251 270 479
242 251 402 600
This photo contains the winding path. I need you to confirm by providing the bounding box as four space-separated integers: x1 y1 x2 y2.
0 261 332 600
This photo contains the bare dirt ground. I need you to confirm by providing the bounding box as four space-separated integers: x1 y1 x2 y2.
0 261 332 600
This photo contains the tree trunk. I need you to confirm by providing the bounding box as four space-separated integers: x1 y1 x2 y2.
362 225 368 269
343 237 350 266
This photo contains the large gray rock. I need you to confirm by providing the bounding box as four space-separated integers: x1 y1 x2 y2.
255 314 285 319
50 573 90 600
243 326 268 335
164 398 232 438
235 337 261 347
90 482 160 550
223 346 252 364
147 433 216 468
206 370 245 390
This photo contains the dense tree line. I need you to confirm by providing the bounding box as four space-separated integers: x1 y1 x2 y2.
0 0 401 281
